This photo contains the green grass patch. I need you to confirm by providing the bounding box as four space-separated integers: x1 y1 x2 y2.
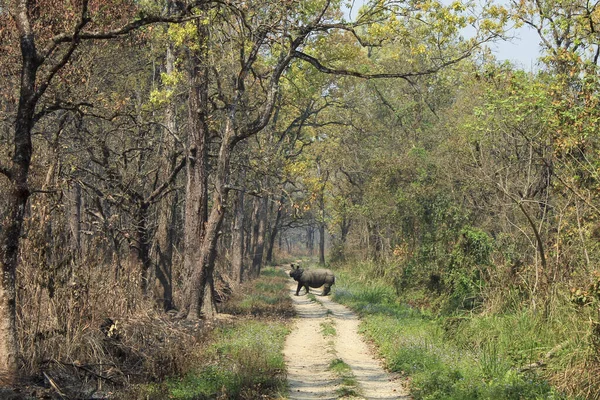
332 270 567 399
329 358 360 397
329 358 353 376
336 386 361 398
321 320 336 337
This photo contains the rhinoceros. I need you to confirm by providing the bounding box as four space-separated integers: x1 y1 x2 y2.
289 264 335 296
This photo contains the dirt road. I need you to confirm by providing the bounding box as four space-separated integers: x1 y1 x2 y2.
283 281 410 399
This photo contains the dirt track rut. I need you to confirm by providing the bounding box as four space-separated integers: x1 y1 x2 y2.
283 281 410 400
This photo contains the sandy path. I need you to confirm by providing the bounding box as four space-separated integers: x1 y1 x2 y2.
283 281 410 400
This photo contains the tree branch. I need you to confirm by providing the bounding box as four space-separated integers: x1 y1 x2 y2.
293 50 472 82
147 155 186 204
40 14 199 61
33 100 93 123
33 0 91 104
0 165 12 180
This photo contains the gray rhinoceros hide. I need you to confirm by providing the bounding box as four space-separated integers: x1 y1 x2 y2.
289 264 335 296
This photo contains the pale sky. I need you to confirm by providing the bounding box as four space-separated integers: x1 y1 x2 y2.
490 25 542 69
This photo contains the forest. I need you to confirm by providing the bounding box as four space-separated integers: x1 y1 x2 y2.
2 0 600 398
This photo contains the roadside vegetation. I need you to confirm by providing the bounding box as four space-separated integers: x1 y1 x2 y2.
122 267 292 400
332 265 589 399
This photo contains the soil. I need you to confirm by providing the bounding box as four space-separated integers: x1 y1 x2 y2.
283 279 411 399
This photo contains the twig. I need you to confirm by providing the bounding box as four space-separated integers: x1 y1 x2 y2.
43 372 69 399
52 359 120 384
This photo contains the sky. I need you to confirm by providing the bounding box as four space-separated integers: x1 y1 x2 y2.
490 25 542 69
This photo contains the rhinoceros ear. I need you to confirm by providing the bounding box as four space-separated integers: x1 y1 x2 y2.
290 263 295 270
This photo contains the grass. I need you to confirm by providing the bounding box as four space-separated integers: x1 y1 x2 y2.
158 321 289 400
331 269 570 400
221 268 294 317
321 320 336 336
329 358 361 398
126 267 293 400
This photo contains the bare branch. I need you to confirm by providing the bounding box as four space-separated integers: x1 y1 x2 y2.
33 100 93 123
40 14 199 61
33 0 91 103
147 155 186 204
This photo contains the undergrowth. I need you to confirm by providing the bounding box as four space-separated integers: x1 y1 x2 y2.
332 267 576 399
123 266 293 400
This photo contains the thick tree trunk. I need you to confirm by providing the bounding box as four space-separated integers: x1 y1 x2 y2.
186 126 235 320
0 188 29 384
154 44 178 311
130 203 151 295
319 223 326 265
156 191 177 310
181 17 210 316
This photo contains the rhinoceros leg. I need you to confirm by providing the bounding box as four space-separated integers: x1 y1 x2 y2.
295 282 303 296
322 285 331 296
304 285 310 294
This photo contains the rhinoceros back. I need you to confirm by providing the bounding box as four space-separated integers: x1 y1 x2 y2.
303 268 335 288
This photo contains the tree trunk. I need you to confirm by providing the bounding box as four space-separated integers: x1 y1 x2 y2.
266 195 283 264
249 197 260 260
231 175 246 284
154 44 178 311
130 203 152 295
186 124 236 320
251 195 268 278
319 222 326 265
69 181 82 259
319 190 326 265
0 14 38 382
307 226 314 256
341 215 350 243
155 192 177 311
181 16 210 316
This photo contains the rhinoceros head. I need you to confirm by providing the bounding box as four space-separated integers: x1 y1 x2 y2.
289 263 304 281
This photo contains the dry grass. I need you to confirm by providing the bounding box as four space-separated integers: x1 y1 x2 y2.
10 252 294 399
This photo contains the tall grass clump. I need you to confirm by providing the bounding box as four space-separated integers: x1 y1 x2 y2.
332 269 567 399
220 266 294 317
